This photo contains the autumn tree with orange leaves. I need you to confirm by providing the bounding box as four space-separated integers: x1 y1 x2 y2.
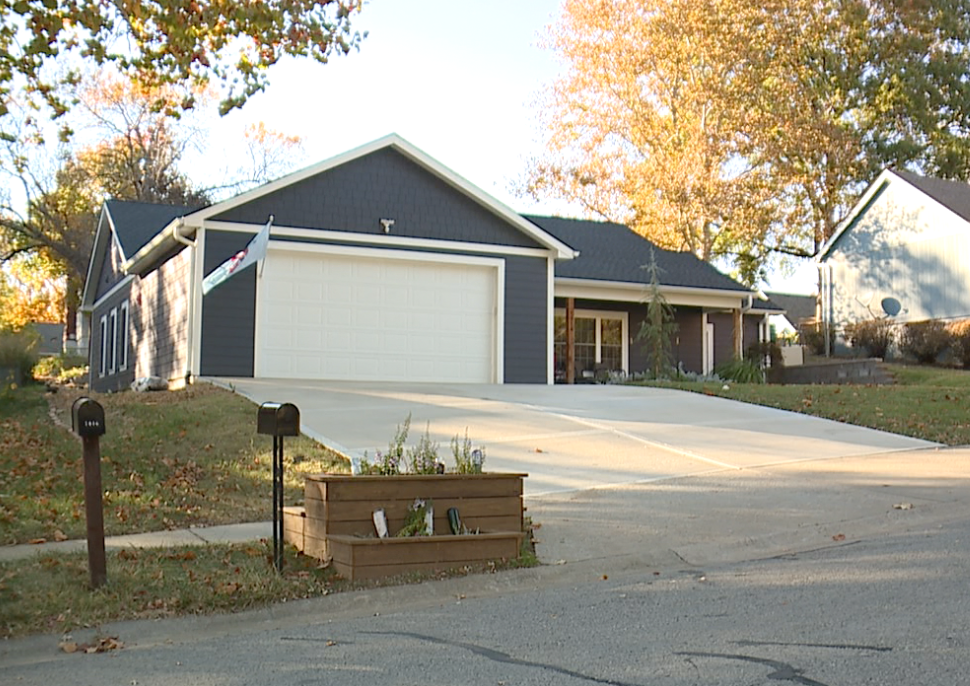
529 0 970 285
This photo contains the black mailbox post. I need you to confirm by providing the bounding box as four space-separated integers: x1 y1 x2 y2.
71 397 107 589
257 402 300 571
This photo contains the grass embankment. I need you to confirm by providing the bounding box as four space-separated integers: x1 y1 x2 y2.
0 382 535 638
639 363 970 445
0 383 347 546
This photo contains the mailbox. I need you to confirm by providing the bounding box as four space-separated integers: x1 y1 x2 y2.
72 397 106 437
257 402 300 437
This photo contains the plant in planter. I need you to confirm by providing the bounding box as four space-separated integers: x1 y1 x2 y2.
451 429 486 474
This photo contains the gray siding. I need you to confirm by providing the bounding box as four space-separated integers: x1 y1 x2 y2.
504 256 548 383
94 238 127 301
132 247 191 383
213 148 542 249
89 281 135 392
200 230 256 376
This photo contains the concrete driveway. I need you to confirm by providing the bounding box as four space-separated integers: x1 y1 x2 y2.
218 379 935 496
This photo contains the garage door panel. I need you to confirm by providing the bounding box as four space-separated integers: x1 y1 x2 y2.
258 250 496 382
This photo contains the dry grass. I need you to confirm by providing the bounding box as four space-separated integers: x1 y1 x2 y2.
0 383 349 546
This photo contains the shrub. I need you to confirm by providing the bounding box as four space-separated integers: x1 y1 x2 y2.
899 320 951 364
714 356 764 384
948 319 970 368
845 318 896 359
797 323 834 355
33 353 88 383
0 326 40 386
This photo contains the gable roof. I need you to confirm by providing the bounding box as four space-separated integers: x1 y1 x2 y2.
81 200 202 310
525 215 753 293
170 133 576 260
764 292 815 322
105 199 202 258
819 168 970 260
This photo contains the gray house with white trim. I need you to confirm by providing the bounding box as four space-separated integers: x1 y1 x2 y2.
818 168 970 337
81 135 773 392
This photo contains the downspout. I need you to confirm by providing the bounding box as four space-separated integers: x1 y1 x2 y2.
171 219 197 383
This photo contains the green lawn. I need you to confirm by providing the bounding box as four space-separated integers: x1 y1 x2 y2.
0 383 349 546
637 363 970 446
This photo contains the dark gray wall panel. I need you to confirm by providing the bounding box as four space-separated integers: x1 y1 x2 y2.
89 281 135 392
200 230 255 377
213 148 542 248
94 240 127 301
504 257 548 383
556 298 704 375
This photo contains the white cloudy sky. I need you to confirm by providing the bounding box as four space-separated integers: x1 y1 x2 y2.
188 0 817 294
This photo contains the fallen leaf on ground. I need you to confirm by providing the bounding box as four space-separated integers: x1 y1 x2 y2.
59 641 78 653
832 533 846 541
893 503 914 510
29 538 46 545
53 529 68 542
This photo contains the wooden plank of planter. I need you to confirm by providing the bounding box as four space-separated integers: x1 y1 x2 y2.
315 514 523 539
305 473 526 502
327 532 524 581
306 496 521 522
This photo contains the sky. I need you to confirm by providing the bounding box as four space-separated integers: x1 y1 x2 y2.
187 0 817 295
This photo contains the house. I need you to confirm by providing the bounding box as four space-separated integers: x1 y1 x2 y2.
80 134 773 392
818 169 970 340
763 292 817 335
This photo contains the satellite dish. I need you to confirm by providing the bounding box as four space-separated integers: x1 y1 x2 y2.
881 297 902 317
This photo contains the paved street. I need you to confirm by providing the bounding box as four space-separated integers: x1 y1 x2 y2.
3 511 969 685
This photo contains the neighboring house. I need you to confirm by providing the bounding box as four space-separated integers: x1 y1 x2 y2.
818 169 970 337
80 134 774 392
764 292 817 335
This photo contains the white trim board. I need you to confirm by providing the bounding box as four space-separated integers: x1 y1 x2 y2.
555 278 750 309
200 220 556 259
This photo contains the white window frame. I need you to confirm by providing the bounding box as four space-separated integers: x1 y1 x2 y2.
98 314 108 378
108 307 118 375
119 300 130 372
554 308 629 372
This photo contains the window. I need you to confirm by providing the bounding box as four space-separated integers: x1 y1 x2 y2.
554 309 628 381
118 301 130 372
108 308 118 375
98 314 108 378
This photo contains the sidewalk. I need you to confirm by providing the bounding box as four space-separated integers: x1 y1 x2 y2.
4 447 969 571
0 522 272 564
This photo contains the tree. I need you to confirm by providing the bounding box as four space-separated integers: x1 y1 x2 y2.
530 0 970 284
636 250 679 379
0 0 365 127
0 72 210 337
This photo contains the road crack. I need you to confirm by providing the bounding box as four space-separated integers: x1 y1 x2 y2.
676 651 829 685
364 631 641 686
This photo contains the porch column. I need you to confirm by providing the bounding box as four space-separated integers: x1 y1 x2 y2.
565 297 575 384
733 308 743 359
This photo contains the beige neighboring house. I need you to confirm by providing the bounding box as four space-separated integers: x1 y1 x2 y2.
817 169 970 338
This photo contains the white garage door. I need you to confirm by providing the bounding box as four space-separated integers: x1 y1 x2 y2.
256 247 499 382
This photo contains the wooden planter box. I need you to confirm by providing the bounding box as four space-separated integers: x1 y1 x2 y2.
298 472 527 580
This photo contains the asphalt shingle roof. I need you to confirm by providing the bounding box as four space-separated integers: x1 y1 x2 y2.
105 199 202 258
524 215 753 293
893 169 970 223
764 292 815 321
